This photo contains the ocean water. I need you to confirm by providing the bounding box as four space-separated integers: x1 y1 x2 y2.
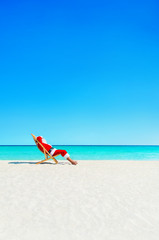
0 145 159 161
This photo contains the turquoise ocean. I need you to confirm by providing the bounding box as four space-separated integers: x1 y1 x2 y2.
0 145 159 161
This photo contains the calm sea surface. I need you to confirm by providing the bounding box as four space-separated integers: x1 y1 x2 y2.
0 145 159 160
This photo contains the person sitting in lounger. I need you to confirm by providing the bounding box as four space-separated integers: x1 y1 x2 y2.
36 136 78 165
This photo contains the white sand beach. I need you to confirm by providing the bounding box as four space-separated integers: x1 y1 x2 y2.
0 160 159 240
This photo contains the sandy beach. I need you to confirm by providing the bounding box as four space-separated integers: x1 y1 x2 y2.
0 160 159 240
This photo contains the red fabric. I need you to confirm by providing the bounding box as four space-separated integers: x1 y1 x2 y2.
37 136 52 153
53 149 67 157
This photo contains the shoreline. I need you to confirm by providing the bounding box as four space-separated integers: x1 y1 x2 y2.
1 159 159 162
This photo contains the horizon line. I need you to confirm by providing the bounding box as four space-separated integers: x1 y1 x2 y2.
0 145 159 147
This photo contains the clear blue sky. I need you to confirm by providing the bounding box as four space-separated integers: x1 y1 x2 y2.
0 0 159 145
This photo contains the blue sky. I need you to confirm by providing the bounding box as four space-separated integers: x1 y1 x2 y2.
0 0 159 145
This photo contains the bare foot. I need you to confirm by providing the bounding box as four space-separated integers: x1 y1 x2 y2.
71 160 78 165
67 157 78 165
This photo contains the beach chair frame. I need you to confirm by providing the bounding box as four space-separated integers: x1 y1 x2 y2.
31 134 59 164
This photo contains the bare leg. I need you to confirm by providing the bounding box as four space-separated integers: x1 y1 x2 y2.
52 149 78 165
67 157 78 165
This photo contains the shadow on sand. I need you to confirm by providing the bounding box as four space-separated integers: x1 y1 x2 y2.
8 161 71 165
